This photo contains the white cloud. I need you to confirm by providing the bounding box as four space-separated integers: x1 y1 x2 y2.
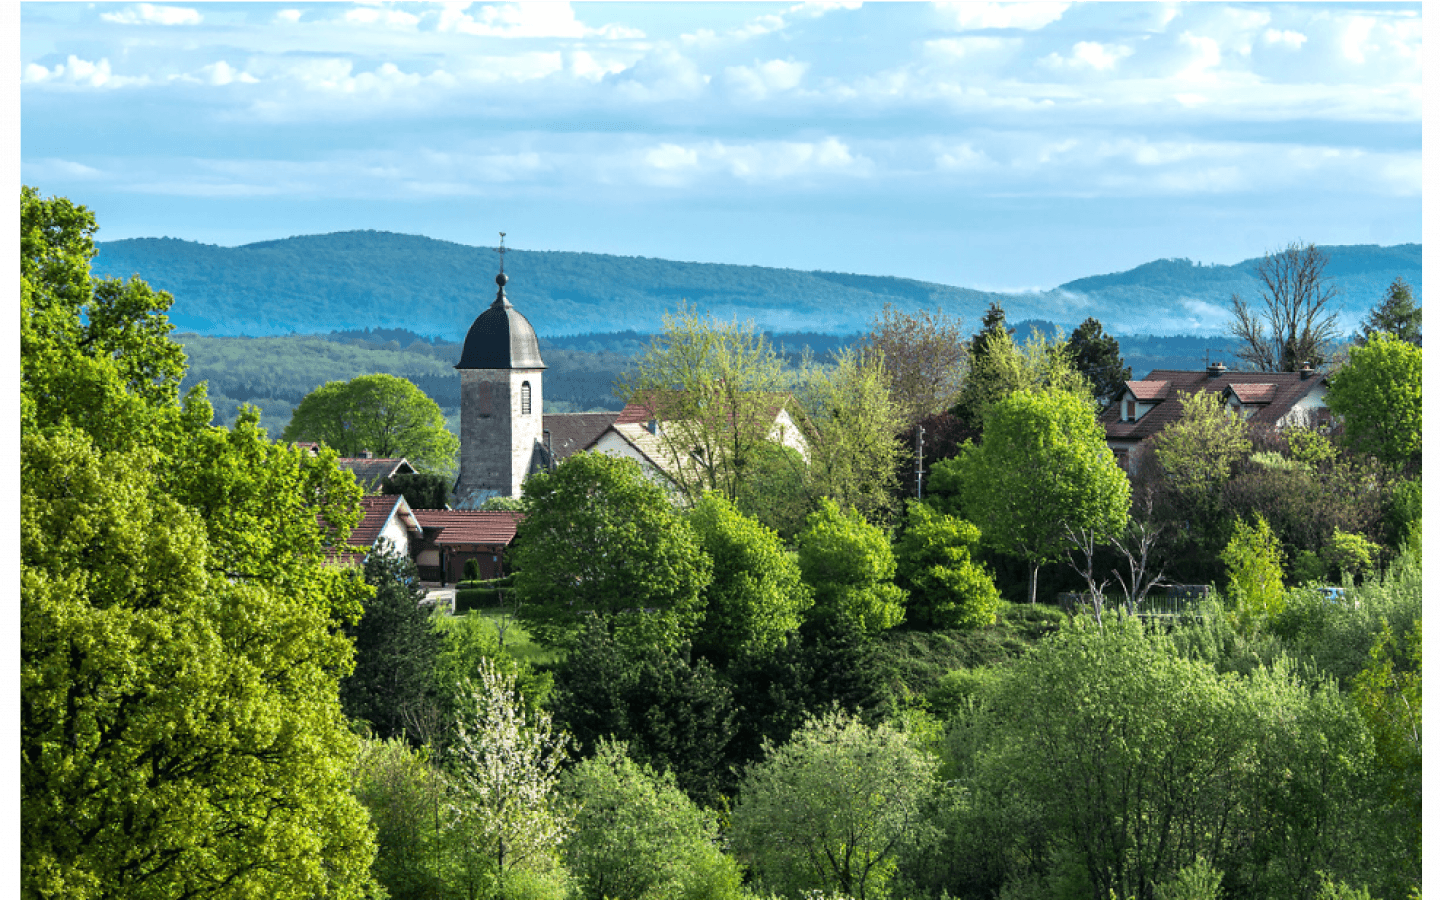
274 9 303 25
724 58 808 100
198 61 258 86
938 2 1070 31
637 137 869 186
1041 41 1134 71
100 3 202 26
430 2 643 40
611 48 710 102
924 36 1022 61
935 143 996 171
344 7 421 30
1263 29 1306 50
1339 16 1376 64
21 55 146 88
1177 32 1223 80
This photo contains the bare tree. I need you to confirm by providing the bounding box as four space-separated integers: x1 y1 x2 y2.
1064 523 1113 626
862 303 967 428
1109 491 1167 614
1228 241 1341 371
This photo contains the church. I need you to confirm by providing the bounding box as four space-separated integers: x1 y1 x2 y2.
450 251 808 509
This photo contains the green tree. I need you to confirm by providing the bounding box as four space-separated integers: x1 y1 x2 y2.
1325 332 1422 468
353 737 450 900
1220 514 1286 633
796 499 907 635
383 472 451 510
934 388 1130 605
1067 316 1132 406
559 740 743 900
511 452 712 651
21 188 376 897
731 710 937 900
615 305 791 504
734 443 815 541
793 347 908 526
340 546 442 741
282 372 460 473
1151 390 1252 502
1359 276 1421 346
894 501 1000 629
1228 241 1342 372
1351 620 1420 892
688 493 813 666
952 323 1094 435
862 304 967 429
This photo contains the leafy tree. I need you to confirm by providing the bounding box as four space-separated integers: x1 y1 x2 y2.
793 347 907 526
688 493 813 666
952 324 1094 436
796 499 907 635
615 304 790 504
734 442 815 541
1227 241 1341 371
894 502 1000 629
511 452 712 651
862 304 967 428
1066 316 1131 406
21 187 376 897
934 388 1130 605
731 709 937 900
341 545 442 741
1351 620 1420 892
1221 514 1285 633
1359 276 1421 345
447 658 571 899
558 740 743 900
282 372 460 473
383 471 450 509
1150 390 1252 503
550 621 738 804
1325 332 1422 468
353 737 450 900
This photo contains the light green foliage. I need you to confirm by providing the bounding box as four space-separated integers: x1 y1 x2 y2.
1285 427 1339 470
282 372 460 473
1352 620 1420 884
894 502 1000 629
796 499 907 634
1221 515 1286 631
430 612 552 733
734 443 815 541
731 710 937 900
447 658 571 898
512 452 712 651
1152 390 1252 501
793 347 907 526
559 741 743 900
1155 860 1223 900
952 322 1095 430
688 493 813 664
21 188 377 899
1326 529 1381 581
935 387 1130 605
616 304 790 504
1325 332 1422 467
353 737 450 900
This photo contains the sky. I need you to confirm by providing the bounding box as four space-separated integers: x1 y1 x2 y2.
19 1 1424 291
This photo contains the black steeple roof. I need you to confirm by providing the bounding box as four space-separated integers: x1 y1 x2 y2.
455 273 546 370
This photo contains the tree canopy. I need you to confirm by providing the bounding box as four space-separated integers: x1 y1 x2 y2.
1326 332 1422 468
1228 241 1341 372
933 387 1130 605
21 187 377 898
1066 316 1131 406
1360 276 1421 346
862 303 967 429
282 372 459 473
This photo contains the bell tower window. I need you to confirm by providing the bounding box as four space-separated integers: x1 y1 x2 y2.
521 381 532 416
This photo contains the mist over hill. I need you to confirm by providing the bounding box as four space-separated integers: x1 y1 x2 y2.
93 231 1419 339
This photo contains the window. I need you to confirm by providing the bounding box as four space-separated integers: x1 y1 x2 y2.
520 381 532 415
1125 400 1136 421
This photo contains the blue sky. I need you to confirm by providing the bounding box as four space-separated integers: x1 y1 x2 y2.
20 1 1423 291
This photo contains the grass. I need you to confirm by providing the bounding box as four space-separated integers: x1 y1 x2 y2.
472 606 557 666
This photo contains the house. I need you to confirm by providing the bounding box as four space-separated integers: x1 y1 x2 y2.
1100 361 1330 471
326 493 425 567
409 509 522 583
336 455 418 493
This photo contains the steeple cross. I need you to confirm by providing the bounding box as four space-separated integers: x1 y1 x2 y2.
496 232 507 275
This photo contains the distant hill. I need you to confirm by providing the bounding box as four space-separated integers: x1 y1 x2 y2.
93 231 1419 339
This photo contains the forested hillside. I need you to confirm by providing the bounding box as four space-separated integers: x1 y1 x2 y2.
94 230 1419 339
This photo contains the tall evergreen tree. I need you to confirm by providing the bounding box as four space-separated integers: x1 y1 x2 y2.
1066 316 1131 406
1360 276 1422 346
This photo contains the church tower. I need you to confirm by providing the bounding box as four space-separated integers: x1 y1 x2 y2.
453 247 546 508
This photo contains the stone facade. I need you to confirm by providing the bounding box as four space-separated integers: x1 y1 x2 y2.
456 367 544 505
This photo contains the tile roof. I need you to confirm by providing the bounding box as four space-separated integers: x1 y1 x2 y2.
348 494 421 549
336 457 417 492
411 509 522 546
1102 369 1327 445
1126 380 1170 401
1228 383 1278 404
542 412 620 460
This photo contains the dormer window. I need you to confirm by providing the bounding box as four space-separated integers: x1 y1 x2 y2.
1125 400 1136 422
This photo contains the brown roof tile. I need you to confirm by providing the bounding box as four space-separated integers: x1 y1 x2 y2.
1102 369 1327 445
411 509 522 546
542 412 621 460
337 457 418 492
1228 383 1278 404
1127 380 1170 401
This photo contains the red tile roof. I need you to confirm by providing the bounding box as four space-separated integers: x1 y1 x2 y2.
412 509 522 546
1126 380 1170 401
348 495 412 548
1228 383 1278 404
1102 369 1327 445
543 412 621 459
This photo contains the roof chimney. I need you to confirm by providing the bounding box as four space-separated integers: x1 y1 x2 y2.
1299 362 1314 378
1207 361 1227 377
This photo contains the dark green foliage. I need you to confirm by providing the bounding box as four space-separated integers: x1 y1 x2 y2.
341 549 441 741
1066 316 1131 405
463 558 482 582
733 443 816 541
549 623 737 805
455 588 498 613
1383 477 1421 551
383 472 449 510
1359 276 1421 345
